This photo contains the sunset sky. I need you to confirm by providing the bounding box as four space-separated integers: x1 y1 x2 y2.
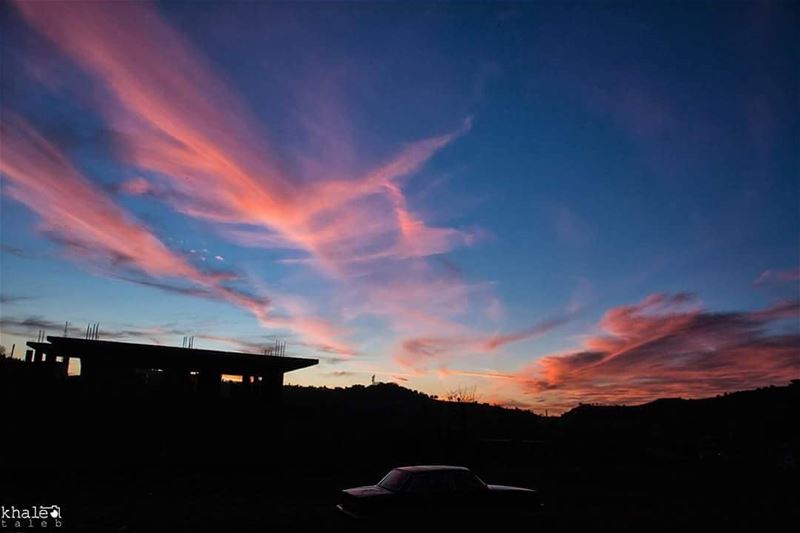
1 1 797 413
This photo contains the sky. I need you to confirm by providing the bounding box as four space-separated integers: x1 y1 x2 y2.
0 1 798 413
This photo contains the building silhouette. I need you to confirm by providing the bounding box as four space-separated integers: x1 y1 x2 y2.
25 336 317 401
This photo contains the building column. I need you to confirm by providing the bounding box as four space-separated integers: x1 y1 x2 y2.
163 369 191 394
198 370 221 397
259 372 283 403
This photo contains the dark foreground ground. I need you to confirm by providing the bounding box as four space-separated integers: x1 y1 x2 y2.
1 363 798 532
4 461 797 532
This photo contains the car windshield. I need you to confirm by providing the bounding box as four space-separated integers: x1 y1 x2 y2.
451 470 487 490
402 470 486 493
405 472 450 493
378 469 408 492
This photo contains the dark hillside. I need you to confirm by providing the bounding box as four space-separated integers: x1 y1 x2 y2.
1 357 798 531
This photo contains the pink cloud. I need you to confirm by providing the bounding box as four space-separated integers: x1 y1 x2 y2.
482 315 572 351
395 313 572 369
13 1 471 280
0 114 353 353
9 1 486 355
512 293 800 413
11 1 491 360
0 114 271 320
270 314 353 356
1 116 203 281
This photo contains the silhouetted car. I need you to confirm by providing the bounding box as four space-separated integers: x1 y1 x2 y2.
337 465 542 522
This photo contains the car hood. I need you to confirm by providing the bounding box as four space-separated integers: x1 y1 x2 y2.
486 484 536 493
342 485 393 498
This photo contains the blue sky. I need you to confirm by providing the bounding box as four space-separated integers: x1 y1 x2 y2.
1 1 797 411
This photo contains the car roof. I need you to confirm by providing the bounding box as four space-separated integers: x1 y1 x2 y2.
395 465 471 473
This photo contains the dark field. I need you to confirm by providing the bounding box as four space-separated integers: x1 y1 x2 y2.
2 363 798 532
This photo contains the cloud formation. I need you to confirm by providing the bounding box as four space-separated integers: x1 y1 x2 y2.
0 316 66 335
1 116 215 281
0 115 284 336
10 0 479 357
514 293 800 412
0 294 33 305
13 0 470 278
396 313 572 369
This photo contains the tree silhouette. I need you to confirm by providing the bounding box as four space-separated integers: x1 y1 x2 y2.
445 385 478 403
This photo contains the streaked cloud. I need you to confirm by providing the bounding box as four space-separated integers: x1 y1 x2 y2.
0 315 66 335
0 114 353 352
395 313 572 369
8 1 793 414
0 294 33 305
13 1 471 278
0 314 185 343
1 115 216 281
513 293 800 412
10 0 476 357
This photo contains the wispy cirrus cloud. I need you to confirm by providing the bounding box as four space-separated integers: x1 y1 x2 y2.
0 315 66 335
0 114 283 335
510 293 800 412
0 113 353 355
12 1 471 279
0 314 181 341
0 311 329 357
1 115 217 282
10 0 483 358
0 294 34 305
0 114 350 353
395 313 573 369
386 270 585 370
1 314 234 347
11 1 575 369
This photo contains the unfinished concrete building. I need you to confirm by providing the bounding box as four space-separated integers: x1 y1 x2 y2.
26 336 317 401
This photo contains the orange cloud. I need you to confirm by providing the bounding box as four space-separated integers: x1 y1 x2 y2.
514 293 800 412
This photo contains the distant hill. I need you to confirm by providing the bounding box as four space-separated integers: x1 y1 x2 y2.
554 380 799 469
283 381 546 442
